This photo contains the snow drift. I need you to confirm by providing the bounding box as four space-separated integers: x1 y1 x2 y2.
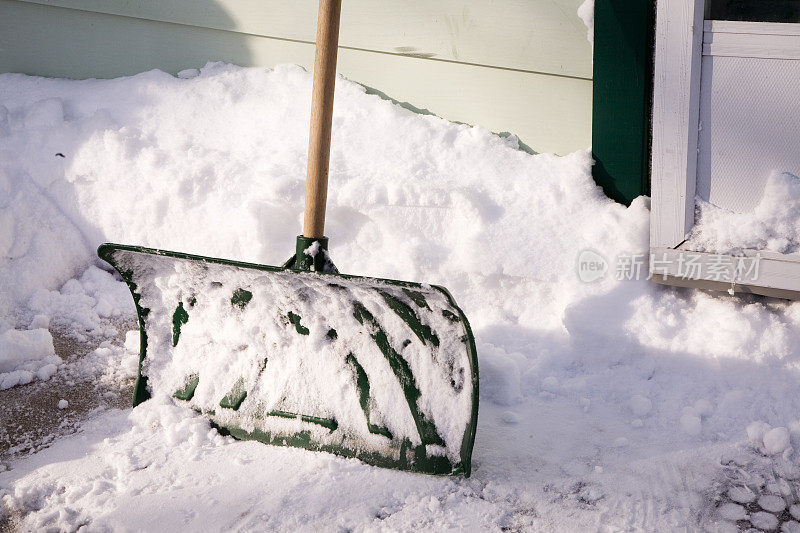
4 63 800 530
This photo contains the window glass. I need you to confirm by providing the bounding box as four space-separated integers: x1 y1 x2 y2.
708 0 800 22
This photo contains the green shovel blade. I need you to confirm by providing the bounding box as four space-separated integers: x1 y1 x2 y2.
98 242 478 476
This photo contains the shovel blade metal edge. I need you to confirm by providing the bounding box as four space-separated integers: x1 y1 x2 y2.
97 243 479 476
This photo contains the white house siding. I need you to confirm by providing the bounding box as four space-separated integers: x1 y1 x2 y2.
0 0 593 155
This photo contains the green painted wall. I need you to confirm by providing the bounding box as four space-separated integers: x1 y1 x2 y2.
590 0 655 205
0 0 594 156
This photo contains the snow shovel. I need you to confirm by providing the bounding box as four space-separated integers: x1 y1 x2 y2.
97 0 478 476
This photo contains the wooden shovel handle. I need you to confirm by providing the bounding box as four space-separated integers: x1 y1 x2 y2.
303 0 342 239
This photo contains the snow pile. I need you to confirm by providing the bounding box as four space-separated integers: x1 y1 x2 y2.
3 63 800 529
687 172 800 254
577 0 594 48
0 62 641 387
0 328 59 390
0 162 87 329
73 336 140 386
26 265 132 341
0 264 132 387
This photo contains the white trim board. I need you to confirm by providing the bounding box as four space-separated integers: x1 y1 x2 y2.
704 24 800 59
650 0 705 249
704 20 800 36
651 0 800 299
651 247 800 300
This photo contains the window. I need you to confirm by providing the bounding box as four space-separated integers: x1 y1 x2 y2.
708 0 800 22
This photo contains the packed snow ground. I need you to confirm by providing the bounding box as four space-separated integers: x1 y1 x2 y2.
3 64 800 530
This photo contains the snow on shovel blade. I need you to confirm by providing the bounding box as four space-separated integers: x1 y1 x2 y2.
98 243 478 476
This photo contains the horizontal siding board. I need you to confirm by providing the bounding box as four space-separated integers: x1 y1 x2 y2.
12 0 593 79
0 1 283 79
340 49 592 156
0 0 591 154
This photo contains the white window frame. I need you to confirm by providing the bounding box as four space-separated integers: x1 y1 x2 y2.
650 0 800 299
651 0 705 250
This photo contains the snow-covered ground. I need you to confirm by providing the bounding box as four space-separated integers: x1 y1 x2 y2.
3 64 800 531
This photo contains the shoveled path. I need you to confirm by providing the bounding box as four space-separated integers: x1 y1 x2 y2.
0 321 136 531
